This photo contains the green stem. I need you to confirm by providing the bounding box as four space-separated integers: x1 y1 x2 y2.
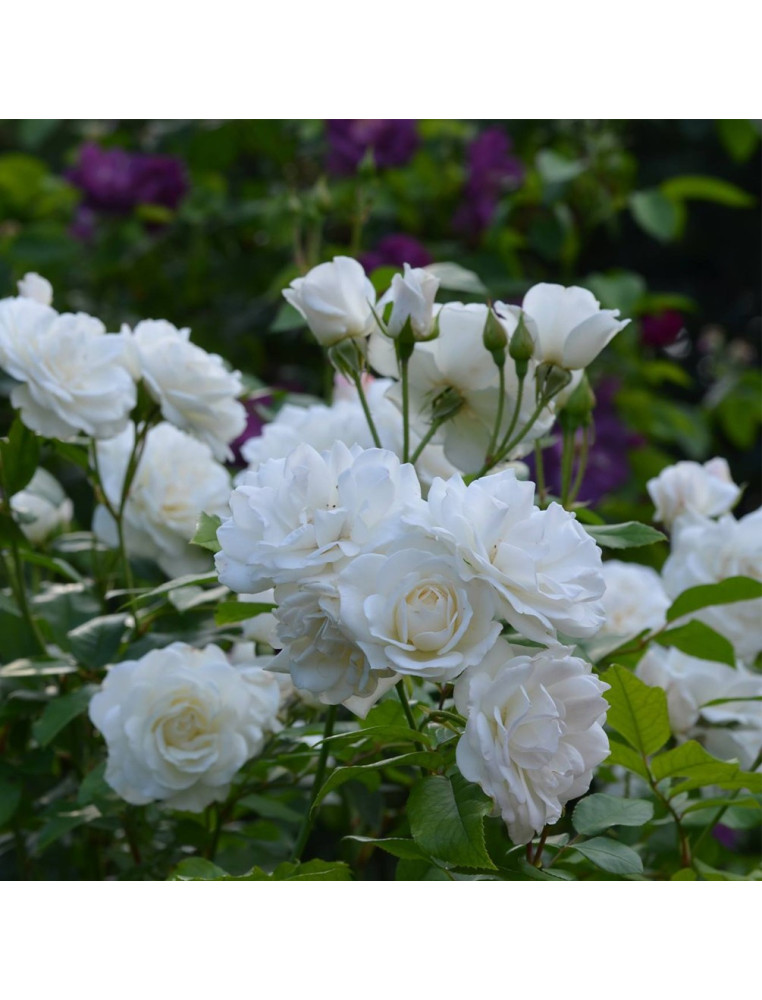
534 441 547 506
400 355 411 463
560 425 575 508
484 363 506 468
567 427 590 506
350 370 382 448
292 705 338 861
693 749 762 855
409 417 445 466
2 546 47 654
395 679 417 731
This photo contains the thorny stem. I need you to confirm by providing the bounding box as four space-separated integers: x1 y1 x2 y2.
350 369 382 448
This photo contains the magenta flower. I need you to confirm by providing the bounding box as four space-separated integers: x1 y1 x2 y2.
326 120 418 175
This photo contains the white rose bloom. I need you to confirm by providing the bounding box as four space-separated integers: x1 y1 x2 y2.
89 642 270 811
239 591 279 647
427 470 605 644
505 283 629 370
127 319 246 461
382 264 439 339
590 560 670 658
227 642 286 731
10 468 73 545
336 529 501 682
239 378 456 494
455 640 610 844
271 582 394 705
647 458 741 529
216 442 425 593
662 509 762 662
369 302 553 475
637 645 762 769
17 272 53 306
0 297 137 440
240 379 403 470
93 422 231 578
283 256 377 346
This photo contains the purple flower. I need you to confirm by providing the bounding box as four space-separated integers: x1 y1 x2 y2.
228 395 273 468
68 142 188 215
360 234 432 273
529 381 640 504
641 310 685 349
326 120 418 175
454 127 524 237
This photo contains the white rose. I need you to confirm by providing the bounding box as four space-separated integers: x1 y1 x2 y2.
336 529 501 682
369 302 553 475
239 377 456 495
17 272 53 306
93 422 231 578
10 468 73 545
239 591 279 648
271 581 394 706
637 645 762 769
217 442 425 593
227 642 286 732
240 378 403 471
127 319 246 461
589 560 670 658
455 640 610 844
662 509 762 662
647 457 741 529
427 469 605 643
88 642 269 811
509 283 629 370
283 256 376 346
0 298 137 440
382 264 439 339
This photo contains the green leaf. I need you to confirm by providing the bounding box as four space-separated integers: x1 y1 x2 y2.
602 664 671 756
605 739 650 779
312 751 442 811
35 805 100 854
0 656 77 678
570 836 643 875
584 521 666 550
214 600 276 626
32 687 93 747
131 572 218 607
67 614 129 669
16 549 84 583
654 620 736 667
0 775 22 827
424 262 486 295
190 859 353 881
270 302 305 332
666 576 762 623
650 741 762 795
0 417 40 495
169 857 230 880
660 174 755 208
344 836 430 861
716 119 760 163
191 511 222 552
572 794 654 836
630 190 683 243
536 149 585 185
408 773 496 869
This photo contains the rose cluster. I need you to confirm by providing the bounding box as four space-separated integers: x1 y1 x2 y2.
217 440 611 843
593 458 762 769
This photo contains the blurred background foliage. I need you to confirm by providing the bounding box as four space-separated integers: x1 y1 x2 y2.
0 118 759 532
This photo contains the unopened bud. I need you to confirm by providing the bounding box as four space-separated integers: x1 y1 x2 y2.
482 309 508 368
508 312 535 380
